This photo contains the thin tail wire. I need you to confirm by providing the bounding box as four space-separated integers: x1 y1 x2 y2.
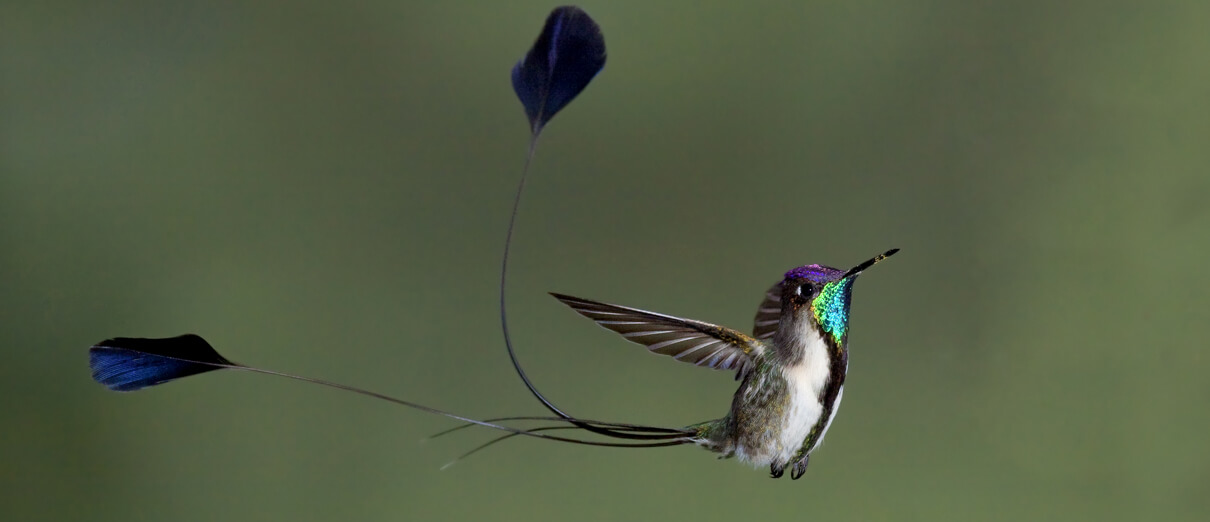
425 415 694 443
498 135 564 417
498 134 693 441
441 425 634 470
179 356 692 449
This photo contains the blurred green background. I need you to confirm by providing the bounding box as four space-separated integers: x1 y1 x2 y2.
3 1 1209 520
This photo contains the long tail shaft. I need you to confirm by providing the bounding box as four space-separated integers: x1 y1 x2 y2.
89 335 695 449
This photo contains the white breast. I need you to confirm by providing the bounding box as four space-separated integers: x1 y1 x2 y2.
773 320 832 464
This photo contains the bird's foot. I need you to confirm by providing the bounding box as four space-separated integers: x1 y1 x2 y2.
790 456 809 480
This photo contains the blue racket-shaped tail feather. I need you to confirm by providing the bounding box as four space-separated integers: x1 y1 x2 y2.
511 6 606 135
89 335 236 392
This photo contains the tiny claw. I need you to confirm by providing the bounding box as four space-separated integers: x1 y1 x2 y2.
790 457 809 480
770 463 785 479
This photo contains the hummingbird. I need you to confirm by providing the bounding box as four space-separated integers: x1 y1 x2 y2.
86 250 897 481
84 6 901 482
541 249 898 479
469 7 904 479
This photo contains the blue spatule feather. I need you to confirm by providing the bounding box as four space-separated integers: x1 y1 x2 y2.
89 334 236 392
500 6 631 437
511 6 606 135
87 336 694 451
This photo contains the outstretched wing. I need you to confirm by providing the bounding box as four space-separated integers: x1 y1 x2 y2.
551 293 765 374
752 281 782 340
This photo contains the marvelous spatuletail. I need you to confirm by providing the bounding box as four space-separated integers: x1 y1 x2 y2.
86 5 901 480
88 249 898 479
492 7 902 478
546 249 899 478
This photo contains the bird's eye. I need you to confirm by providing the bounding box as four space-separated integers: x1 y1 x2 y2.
797 282 814 297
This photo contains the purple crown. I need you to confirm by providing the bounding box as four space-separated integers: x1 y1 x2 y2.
784 264 845 283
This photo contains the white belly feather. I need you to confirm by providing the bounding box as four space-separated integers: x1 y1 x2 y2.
734 321 836 466
775 330 832 464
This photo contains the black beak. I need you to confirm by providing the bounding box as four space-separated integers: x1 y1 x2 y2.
842 248 899 280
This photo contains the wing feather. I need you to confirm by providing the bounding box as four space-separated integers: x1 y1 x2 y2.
550 293 765 373
752 281 783 340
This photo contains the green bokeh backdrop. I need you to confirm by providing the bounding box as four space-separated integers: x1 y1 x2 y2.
3 1 1209 521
